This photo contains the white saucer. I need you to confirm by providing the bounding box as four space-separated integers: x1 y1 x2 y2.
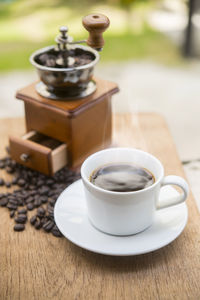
54 180 188 256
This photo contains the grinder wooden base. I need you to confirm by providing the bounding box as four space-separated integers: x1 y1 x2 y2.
9 77 119 175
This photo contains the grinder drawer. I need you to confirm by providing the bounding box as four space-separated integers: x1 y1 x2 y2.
9 131 67 176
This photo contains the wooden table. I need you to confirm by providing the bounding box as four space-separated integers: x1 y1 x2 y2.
0 114 200 299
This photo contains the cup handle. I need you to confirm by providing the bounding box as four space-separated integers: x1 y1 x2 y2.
157 175 189 210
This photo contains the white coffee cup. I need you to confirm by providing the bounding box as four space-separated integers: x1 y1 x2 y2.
81 148 189 236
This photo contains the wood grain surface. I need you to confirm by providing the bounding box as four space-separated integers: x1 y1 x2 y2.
0 114 200 300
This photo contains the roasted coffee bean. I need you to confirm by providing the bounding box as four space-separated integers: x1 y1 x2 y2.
47 204 54 213
9 160 16 168
8 195 16 200
26 197 34 204
51 225 62 237
47 212 54 221
8 194 17 200
39 186 49 195
17 199 24 206
0 197 8 207
0 161 5 169
26 191 33 196
27 203 34 211
52 194 59 201
19 197 26 205
47 212 54 219
10 210 15 218
9 199 18 206
37 180 44 187
0 178 5 186
34 219 42 230
46 179 54 186
30 177 36 183
12 177 18 185
37 207 45 218
48 190 55 197
40 217 46 226
0 193 5 199
7 203 17 210
27 170 34 177
14 224 25 232
28 185 35 190
8 198 17 204
18 179 26 187
6 166 14 174
13 189 20 194
52 184 58 189
5 192 11 197
15 214 27 224
5 182 11 188
30 215 37 225
29 190 37 196
34 198 41 208
18 208 27 214
38 53 49 64
22 191 28 197
46 58 56 67
49 198 56 206
40 196 48 203
43 220 54 232
15 194 24 201
24 183 29 190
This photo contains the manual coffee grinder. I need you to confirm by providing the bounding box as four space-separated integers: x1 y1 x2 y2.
9 14 119 176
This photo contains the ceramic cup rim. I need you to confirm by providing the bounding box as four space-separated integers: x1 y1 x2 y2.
81 147 164 195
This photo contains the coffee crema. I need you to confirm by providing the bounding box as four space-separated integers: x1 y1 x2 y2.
90 163 155 192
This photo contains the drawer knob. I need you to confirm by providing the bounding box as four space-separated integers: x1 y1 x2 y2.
20 153 30 162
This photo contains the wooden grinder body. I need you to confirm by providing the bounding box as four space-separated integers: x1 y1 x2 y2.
9 78 119 175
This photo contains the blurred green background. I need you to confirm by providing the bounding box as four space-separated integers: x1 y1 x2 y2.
0 0 184 71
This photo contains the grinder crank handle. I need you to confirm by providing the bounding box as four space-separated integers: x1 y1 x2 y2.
82 13 110 51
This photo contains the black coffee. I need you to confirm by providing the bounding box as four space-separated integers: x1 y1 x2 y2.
90 163 155 192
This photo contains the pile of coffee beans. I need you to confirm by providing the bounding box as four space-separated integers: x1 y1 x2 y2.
35 48 94 68
0 149 80 238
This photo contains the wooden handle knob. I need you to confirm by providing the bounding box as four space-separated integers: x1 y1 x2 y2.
82 13 110 50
